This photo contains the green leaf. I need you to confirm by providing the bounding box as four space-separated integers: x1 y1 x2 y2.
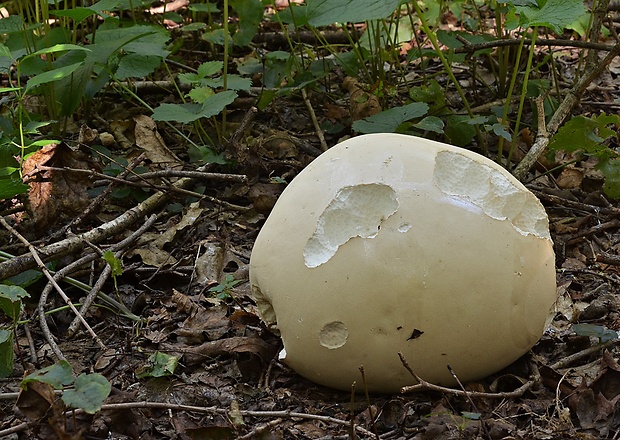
445 115 477 146
62 373 111 414
152 91 237 123
136 351 179 378
188 3 220 13
507 0 589 33
188 86 215 104
102 251 123 277
202 75 252 91
24 62 84 93
548 114 620 155
152 103 205 123
199 90 237 117
22 361 75 389
0 329 14 378
29 44 91 58
0 285 30 321
413 116 444 133
281 0 401 27
188 144 228 165
352 102 429 133
572 323 619 342
598 159 620 199
115 54 162 79
0 176 30 199
492 123 512 141
230 0 264 46
197 61 224 78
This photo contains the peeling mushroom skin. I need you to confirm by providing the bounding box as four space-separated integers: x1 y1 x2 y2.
250 133 557 393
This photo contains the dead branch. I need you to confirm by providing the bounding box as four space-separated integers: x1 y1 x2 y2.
399 353 536 398
0 168 212 281
0 217 106 355
513 41 620 180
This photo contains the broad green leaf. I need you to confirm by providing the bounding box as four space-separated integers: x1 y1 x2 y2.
0 44 12 59
280 0 401 27
598 159 620 199
24 62 84 93
548 114 620 154
352 102 429 134
152 103 205 123
51 8 98 23
0 330 13 378
62 373 111 414
0 285 30 321
29 44 91 58
188 144 228 165
115 54 162 79
197 61 223 78
230 0 264 46
22 360 74 389
507 0 588 33
188 3 220 13
0 176 30 199
136 351 179 378
413 116 444 134
445 114 477 146
188 86 215 104
199 90 237 118
202 75 252 91
0 15 25 34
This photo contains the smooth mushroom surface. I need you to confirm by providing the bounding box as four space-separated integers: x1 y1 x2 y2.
249 133 557 393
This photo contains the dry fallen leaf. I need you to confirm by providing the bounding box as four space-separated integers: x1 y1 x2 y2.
22 142 100 231
342 76 382 121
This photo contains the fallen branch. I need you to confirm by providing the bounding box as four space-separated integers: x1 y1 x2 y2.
398 353 536 398
513 41 620 180
0 167 212 280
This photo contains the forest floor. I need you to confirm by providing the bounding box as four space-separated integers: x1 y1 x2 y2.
1 3 620 439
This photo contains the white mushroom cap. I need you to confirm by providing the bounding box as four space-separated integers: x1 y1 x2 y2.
250 133 557 393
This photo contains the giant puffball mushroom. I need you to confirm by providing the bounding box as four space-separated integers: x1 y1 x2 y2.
249 133 557 393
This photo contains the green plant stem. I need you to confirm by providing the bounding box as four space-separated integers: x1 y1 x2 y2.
410 0 484 151
0 251 141 322
507 27 538 166
497 34 526 164
221 0 229 136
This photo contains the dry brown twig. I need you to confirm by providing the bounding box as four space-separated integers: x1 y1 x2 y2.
0 217 106 356
0 401 378 438
0 161 241 280
513 41 620 180
398 352 537 398
65 213 158 336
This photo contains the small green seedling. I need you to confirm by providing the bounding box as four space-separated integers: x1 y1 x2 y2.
208 274 242 300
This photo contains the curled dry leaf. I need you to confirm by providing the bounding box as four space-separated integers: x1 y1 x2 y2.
21 142 100 231
342 76 382 121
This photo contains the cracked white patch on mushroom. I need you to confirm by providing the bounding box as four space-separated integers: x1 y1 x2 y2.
303 183 398 268
433 150 551 240
319 321 348 349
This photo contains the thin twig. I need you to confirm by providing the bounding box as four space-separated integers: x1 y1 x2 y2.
301 88 328 151
0 217 106 353
398 353 536 398
513 41 620 180
66 213 159 336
